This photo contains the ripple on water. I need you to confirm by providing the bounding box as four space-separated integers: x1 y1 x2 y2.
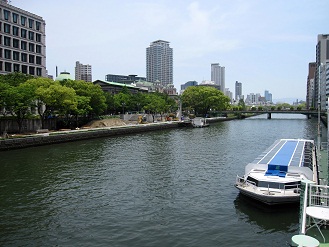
0 117 321 246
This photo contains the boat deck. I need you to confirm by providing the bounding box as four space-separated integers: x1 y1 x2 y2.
254 139 313 169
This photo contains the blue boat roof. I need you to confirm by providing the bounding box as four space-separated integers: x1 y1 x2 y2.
252 139 315 177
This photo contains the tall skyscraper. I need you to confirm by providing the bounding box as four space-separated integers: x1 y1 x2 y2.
211 63 225 92
306 62 316 109
315 34 329 109
146 40 173 85
0 1 46 77
75 61 92 82
235 81 242 101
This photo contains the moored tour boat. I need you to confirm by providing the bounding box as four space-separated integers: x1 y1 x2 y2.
191 117 209 128
235 139 319 205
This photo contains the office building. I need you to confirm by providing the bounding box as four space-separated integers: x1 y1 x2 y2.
180 80 198 91
146 40 173 85
75 61 92 82
264 90 272 103
235 81 242 101
306 62 316 109
315 34 329 110
105 74 146 84
211 63 225 92
0 0 46 77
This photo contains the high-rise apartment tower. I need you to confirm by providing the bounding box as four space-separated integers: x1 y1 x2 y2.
0 1 46 76
146 40 173 85
211 63 225 92
235 81 242 101
75 61 92 82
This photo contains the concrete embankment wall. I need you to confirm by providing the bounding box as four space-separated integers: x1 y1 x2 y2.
0 117 239 151
0 122 180 151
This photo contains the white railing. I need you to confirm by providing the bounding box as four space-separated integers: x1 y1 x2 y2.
308 184 329 207
283 184 301 195
236 175 257 190
301 183 329 234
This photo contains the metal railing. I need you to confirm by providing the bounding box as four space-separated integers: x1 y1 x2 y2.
308 184 329 207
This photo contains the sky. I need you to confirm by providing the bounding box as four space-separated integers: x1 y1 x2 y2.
11 0 328 102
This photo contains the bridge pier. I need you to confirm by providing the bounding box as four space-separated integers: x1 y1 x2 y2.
267 113 271 119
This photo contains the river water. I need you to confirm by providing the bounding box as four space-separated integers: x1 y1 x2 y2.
0 114 325 247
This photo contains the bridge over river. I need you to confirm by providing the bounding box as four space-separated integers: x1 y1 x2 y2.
220 110 326 119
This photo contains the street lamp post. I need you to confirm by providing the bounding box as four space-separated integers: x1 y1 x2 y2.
122 102 126 114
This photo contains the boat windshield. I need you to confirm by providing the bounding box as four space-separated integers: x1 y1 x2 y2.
246 176 300 189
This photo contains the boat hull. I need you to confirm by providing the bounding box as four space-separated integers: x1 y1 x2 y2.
235 185 299 205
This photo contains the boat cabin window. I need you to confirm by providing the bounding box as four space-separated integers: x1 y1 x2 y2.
246 176 300 189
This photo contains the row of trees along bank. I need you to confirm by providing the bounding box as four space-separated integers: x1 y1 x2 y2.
0 73 232 134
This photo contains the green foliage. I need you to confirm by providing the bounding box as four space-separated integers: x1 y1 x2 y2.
0 72 33 87
181 86 230 116
238 99 246 110
61 80 107 116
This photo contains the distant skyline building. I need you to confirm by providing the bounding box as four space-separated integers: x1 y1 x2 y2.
146 40 173 86
224 88 233 102
235 81 242 101
180 80 198 91
264 90 272 102
211 63 225 92
75 61 92 82
105 74 146 84
0 0 47 77
245 93 261 105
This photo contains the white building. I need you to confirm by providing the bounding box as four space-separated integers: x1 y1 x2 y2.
146 40 173 86
75 61 92 82
211 63 225 92
0 0 46 77
245 93 261 105
224 88 233 102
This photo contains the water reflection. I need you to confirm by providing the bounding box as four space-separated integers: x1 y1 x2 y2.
234 194 299 233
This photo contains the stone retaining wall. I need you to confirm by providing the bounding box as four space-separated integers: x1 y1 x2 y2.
0 117 238 151
0 122 180 151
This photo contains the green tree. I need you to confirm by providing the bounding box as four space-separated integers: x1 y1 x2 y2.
61 80 107 117
24 78 56 128
143 93 166 122
0 72 33 87
35 83 77 125
131 92 147 113
238 99 246 110
5 83 36 133
181 86 230 116
114 92 131 114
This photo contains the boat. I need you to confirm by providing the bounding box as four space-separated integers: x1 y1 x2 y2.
235 139 319 205
191 117 209 128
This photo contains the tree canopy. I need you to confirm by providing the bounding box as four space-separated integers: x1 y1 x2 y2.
181 86 230 116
